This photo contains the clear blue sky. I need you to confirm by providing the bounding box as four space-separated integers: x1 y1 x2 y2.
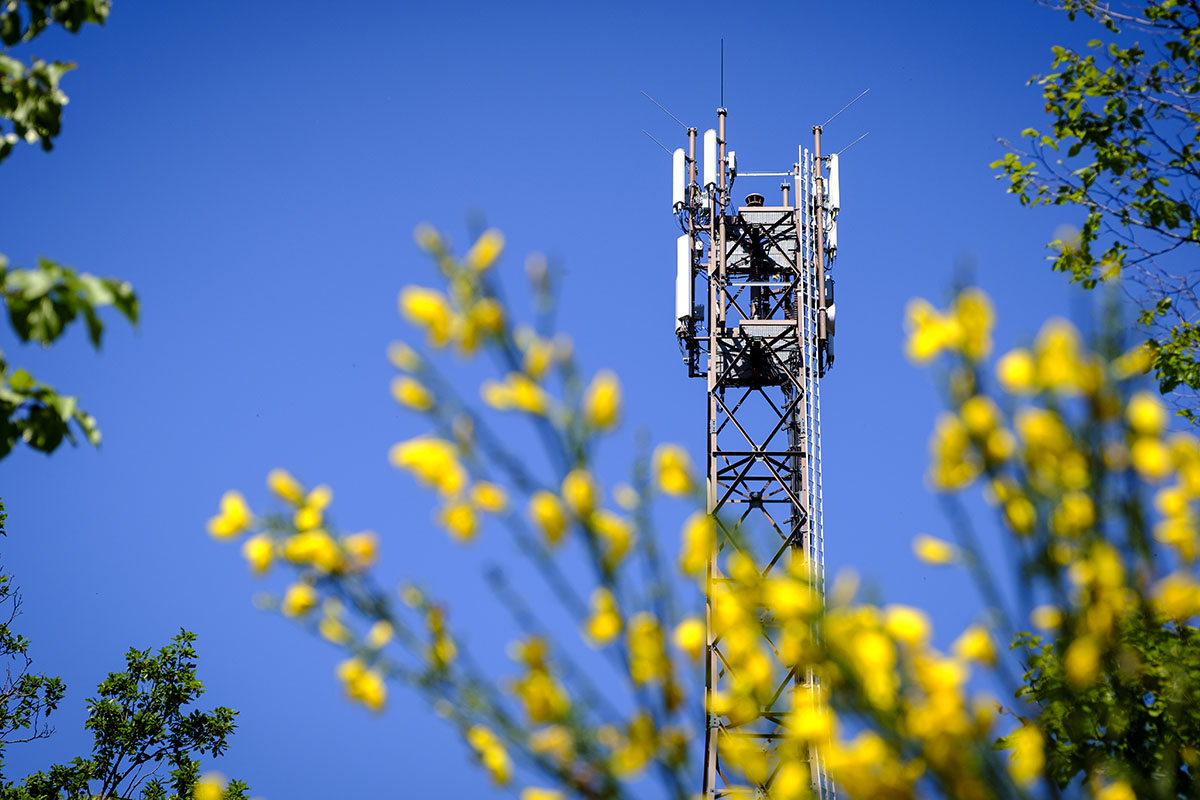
1 2 1109 796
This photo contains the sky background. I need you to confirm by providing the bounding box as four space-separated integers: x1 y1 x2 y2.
0 1 1132 797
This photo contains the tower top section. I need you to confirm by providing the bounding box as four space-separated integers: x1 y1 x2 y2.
670 109 841 381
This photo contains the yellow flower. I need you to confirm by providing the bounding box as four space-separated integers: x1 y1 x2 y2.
267 468 305 504
306 484 333 510
240 534 273 574
367 620 394 649
679 512 716 575
1155 484 1189 517
469 481 508 512
337 658 387 712
627 612 668 685
1004 494 1037 536
511 666 570 723
319 613 350 644
283 529 343 572
439 501 478 542
1005 724 1044 788
673 617 705 660
928 412 979 489
904 298 959 363
583 370 621 431
960 395 1000 437
1031 605 1062 630
1113 343 1154 378
391 376 434 411
584 587 622 646
193 773 225 800
343 531 379 570
281 582 318 617
592 509 634 568
399 286 453 347
883 605 930 648
386 341 420 371
389 436 466 496
207 490 251 540
953 624 996 666
1155 514 1198 561
1152 572 1200 620
521 336 555 379
953 288 994 360
1096 782 1136 800
465 229 505 271
467 725 512 785
851 629 896 672
521 789 564 800
560 469 598 517
529 491 568 546
1050 491 1094 537
1033 318 1091 393
425 607 458 668
764 575 817 619
654 444 694 495
481 373 550 415
469 297 505 337
997 348 1037 394
1064 635 1101 687
1127 390 1167 435
293 504 322 531
912 533 957 565
1131 437 1172 481
529 725 573 764
985 428 1017 461
790 702 835 743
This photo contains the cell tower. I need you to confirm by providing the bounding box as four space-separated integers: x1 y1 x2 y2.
671 109 839 798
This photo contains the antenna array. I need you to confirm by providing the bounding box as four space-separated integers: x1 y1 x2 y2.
669 109 841 799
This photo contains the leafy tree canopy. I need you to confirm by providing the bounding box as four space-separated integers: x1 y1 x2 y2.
994 0 1200 414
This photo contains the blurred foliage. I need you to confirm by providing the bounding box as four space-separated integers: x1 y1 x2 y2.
0 631 248 800
993 0 1200 416
0 0 135 461
0 0 109 164
209 223 1200 799
0 255 138 458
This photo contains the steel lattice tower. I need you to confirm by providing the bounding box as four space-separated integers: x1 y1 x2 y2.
672 109 839 799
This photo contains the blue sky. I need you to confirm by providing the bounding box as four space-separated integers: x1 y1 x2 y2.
0 1 1120 797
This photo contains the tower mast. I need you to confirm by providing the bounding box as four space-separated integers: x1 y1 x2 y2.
673 109 839 799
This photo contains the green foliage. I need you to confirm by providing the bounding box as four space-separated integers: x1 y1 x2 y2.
0 0 136 461
0 256 138 458
2 631 247 800
1016 616 1200 797
2 257 137 348
0 0 108 164
992 0 1200 413
0 566 66 776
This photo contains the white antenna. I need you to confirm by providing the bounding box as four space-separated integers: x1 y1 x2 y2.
703 129 718 190
828 153 841 217
675 234 692 333
727 149 737 178
673 148 686 210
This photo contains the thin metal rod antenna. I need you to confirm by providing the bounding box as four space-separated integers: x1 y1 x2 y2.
836 131 870 156
820 87 870 129
641 129 673 155
640 90 688 130
720 39 724 108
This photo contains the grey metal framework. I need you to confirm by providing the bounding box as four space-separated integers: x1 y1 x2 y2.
673 110 837 799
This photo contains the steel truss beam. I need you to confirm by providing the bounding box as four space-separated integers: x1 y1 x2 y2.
698 123 833 800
